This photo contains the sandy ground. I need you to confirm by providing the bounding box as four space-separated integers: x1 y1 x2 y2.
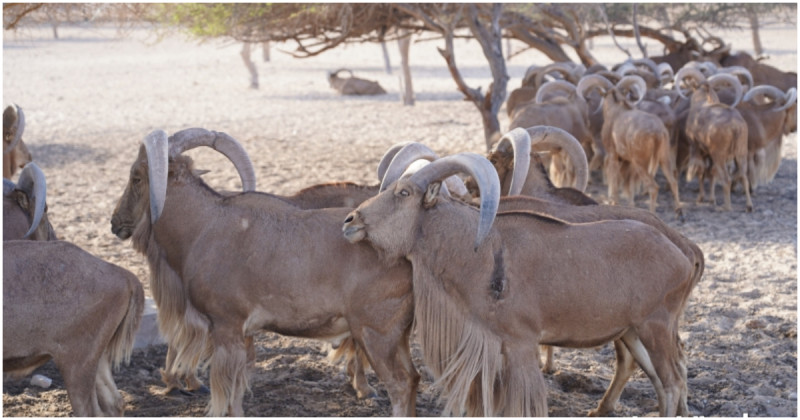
2 20 797 417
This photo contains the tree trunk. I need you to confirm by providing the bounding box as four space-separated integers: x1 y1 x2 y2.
381 40 392 75
240 42 259 89
748 9 763 56
397 31 414 106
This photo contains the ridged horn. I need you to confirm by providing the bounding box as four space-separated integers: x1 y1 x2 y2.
633 58 660 77
674 67 707 99
376 142 411 182
526 125 588 192
167 128 256 192
380 142 439 192
708 73 743 108
718 66 754 91
4 104 25 154
533 62 577 89
534 80 576 104
494 128 531 196
15 162 47 238
657 62 675 85
576 74 615 113
408 153 500 250
616 75 647 107
779 88 798 112
143 130 169 224
3 178 15 196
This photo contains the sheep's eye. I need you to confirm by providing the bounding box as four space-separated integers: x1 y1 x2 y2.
398 189 410 197
132 177 142 186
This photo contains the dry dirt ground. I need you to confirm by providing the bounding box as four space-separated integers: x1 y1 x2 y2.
2 21 797 417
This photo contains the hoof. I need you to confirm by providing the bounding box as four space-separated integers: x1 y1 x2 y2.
163 387 188 398
676 208 686 223
745 205 753 213
188 385 211 395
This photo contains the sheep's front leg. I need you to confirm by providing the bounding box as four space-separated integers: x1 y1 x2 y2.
360 326 419 416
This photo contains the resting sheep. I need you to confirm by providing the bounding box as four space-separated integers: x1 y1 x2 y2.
4 240 144 416
328 68 387 96
3 162 56 241
3 104 33 179
344 153 696 416
110 128 418 416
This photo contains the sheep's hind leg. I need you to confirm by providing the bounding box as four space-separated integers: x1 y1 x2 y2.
56 355 103 416
588 339 637 416
634 321 684 416
735 155 753 212
95 355 124 416
347 345 378 399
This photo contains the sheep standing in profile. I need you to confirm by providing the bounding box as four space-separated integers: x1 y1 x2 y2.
111 128 419 416
4 240 144 416
344 153 696 416
328 68 387 95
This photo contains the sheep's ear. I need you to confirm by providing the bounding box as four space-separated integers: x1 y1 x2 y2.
423 182 441 208
192 169 211 177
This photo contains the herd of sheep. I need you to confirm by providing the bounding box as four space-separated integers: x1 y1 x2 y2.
2 45 796 417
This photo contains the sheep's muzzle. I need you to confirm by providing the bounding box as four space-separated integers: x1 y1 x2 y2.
342 211 365 243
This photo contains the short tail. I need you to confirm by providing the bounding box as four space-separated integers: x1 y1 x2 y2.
107 278 145 370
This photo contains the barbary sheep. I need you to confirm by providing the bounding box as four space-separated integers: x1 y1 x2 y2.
3 162 56 241
585 74 683 219
328 68 387 96
344 153 696 416
738 85 797 190
676 67 753 212
510 80 596 189
157 140 422 398
378 130 704 415
4 240 144 416
110 128 418 416
3 104 33 179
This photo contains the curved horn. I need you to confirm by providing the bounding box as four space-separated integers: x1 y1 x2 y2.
616 62 639 77
633 58 660 76
657 62 675 85
743 84 784 105
534 80 577 104
168 128 256 192
144 130 169 224
778 88 798 112
674 67 706 99
708 73 743 108
521 65 541 87
526 125 588 192
15 162 47 238
380 142 439 192
576 74 615 113
4 104 25 154
408 153 500 250
3 178 15 196
718 66 753 91
616 75 647 107
494 128 531 196
376 142 412 182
